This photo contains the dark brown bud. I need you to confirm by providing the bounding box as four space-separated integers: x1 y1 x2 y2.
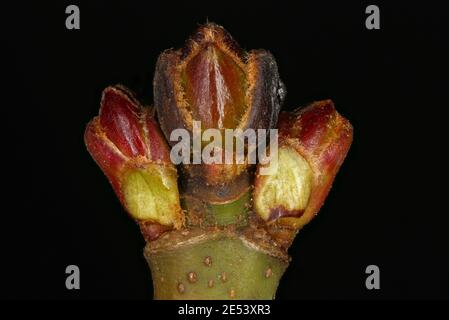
154 23 285 191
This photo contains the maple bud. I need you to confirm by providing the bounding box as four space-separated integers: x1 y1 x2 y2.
254 100 353 246
84 85 183 240
154 23 285 191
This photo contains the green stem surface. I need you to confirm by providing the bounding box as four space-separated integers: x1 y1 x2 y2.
145 230 288 300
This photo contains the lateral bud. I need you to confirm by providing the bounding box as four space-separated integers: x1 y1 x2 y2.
84 85 183 239
253 100 353 247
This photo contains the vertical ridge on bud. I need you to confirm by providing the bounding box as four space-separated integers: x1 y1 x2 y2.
99 86 147 158
182 43 247 129
85 85 183 239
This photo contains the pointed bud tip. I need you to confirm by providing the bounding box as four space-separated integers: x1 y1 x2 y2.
182 23 244 61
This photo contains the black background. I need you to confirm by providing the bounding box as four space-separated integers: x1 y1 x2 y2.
4 1 449 299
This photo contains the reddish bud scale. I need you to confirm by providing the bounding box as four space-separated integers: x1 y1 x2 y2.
183 43 247 129
99 87 147 158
